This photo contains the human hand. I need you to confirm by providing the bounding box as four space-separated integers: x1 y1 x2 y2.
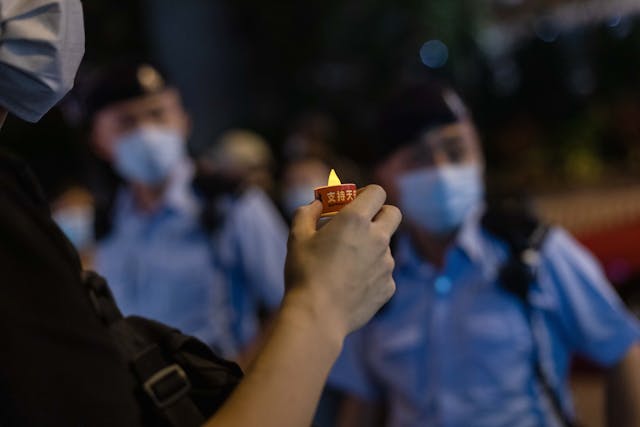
283 185 401 340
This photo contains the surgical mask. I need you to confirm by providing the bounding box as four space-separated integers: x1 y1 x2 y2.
397 164 484 235
114 126 186 185
53 205 94 251
283 185 316 218
0 0 85 122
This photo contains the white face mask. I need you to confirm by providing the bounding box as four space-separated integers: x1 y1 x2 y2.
114 126 186 185
397 164 484 235
0 0 85 122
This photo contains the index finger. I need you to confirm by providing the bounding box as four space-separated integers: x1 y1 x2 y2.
339 184 387 221
290 200 323 239
373 204 402 236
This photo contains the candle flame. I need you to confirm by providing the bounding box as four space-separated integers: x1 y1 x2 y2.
327 169 342 186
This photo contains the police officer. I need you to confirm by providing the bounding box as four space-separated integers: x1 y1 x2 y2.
84 63 288 358
329 81 640 427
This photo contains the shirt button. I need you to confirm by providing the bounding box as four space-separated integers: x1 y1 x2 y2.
434 276 452 295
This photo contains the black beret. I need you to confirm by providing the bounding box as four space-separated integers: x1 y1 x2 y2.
84 62 169 119
374 80 469 163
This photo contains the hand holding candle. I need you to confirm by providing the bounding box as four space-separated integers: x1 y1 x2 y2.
314 169 357 217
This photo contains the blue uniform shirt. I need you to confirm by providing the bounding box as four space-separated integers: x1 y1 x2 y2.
95 162 287 357
329 211 640 427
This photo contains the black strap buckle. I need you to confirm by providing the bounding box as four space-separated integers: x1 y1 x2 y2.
143 364 191 408
82 271 123 324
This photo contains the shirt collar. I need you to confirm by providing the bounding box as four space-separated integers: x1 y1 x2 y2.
114 159 199 220
394 233 431 276
455 204 485 264
163 159 199 215
395 204 486 270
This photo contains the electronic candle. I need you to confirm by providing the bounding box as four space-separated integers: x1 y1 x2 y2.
314 169 357 217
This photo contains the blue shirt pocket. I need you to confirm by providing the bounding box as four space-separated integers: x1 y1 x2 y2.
371 323 427 407
460 294 534 396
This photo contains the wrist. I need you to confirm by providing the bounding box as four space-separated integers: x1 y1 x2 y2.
280 288 346 359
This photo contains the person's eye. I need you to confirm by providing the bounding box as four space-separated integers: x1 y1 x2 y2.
444 140 467 164
411 144 433 166
116 116 136 131
149 107 167 121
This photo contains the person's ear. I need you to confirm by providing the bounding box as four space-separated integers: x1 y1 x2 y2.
182 111 193 141
175 94 193 140
165 88 192 141
89 111 119 162
373 159 399 205
0 107 8 130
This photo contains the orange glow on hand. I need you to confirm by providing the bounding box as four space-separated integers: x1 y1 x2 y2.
327 169 342 186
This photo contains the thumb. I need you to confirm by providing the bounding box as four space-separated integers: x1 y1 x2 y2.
290 200 323 240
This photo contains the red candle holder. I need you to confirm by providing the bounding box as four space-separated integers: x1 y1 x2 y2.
314 183 357 217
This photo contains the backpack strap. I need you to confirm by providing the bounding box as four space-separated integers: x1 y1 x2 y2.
481 205 578 427
130 341 202 426
83 271 206 427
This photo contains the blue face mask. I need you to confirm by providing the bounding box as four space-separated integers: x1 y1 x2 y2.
282 185 316 219
0 0 85 123
53 206 94 251
114 126 186 185
397 164 484 235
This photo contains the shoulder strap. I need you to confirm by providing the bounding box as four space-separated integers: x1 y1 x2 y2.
482 204 578 427
481 199 549 301
83 271 205 427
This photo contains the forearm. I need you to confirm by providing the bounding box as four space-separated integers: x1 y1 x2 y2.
204 295 343 427
205 189 399 426
606 344 640 427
